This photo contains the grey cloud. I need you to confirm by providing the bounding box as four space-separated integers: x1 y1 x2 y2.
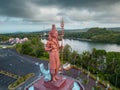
0 0 120 25
30 0 120 23
31 0 119 10
0 0 33 18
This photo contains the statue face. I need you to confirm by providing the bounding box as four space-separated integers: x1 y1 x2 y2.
50 24 58 39
50 30 58 39
52 32 58 39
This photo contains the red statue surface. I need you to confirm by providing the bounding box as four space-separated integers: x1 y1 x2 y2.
33 19 83 90
45 24 61 81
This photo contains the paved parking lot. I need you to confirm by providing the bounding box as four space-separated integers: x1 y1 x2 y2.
0 48 42 90
0 74 16 90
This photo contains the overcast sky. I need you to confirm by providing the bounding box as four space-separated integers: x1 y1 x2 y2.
0 0 120 33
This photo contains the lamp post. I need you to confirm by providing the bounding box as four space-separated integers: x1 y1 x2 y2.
87 71 90 79
95 72 99 86
105 83 110 90
115 66 119 90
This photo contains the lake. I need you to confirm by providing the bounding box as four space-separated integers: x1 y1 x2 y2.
41 39 120 54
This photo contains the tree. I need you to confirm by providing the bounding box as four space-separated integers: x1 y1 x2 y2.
62 44 72 62
81 51 91 70
21 41 33 55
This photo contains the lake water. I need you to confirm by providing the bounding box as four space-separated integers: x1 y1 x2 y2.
41 39 120 54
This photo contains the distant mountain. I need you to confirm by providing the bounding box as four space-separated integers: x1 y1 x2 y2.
64 27 120 32
12 27 120 34
64 28 88 32
107 27 120 31
66 27 120 32
1 27 120 34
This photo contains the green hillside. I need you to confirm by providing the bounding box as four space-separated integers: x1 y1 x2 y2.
65 27 120 44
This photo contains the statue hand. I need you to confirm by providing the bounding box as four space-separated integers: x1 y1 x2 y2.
45 47 52 51
60 46 64 49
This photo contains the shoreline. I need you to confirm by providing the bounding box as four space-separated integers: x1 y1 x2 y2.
65 37 120 45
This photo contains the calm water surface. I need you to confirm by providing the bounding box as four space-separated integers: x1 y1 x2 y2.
42 39 120 54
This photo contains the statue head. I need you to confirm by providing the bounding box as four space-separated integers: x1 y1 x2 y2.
52 24 56 29
50 24 58 39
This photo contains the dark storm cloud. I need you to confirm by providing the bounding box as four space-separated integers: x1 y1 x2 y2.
0 0 119 17
31 0 119 10
0 0 120 24
0 0 33 18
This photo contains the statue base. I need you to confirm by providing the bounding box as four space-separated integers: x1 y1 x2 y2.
34 76 74 90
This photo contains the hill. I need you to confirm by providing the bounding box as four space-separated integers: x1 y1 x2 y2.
107 27 120 31
64 27 120 44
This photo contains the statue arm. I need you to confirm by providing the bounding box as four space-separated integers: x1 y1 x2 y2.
45 41 52 51
45 47 52 51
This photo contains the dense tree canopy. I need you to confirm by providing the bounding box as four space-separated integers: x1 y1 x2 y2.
15 37 45 58
60 45 120 89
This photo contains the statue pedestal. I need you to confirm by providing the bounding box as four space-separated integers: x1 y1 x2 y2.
34 76 74 90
